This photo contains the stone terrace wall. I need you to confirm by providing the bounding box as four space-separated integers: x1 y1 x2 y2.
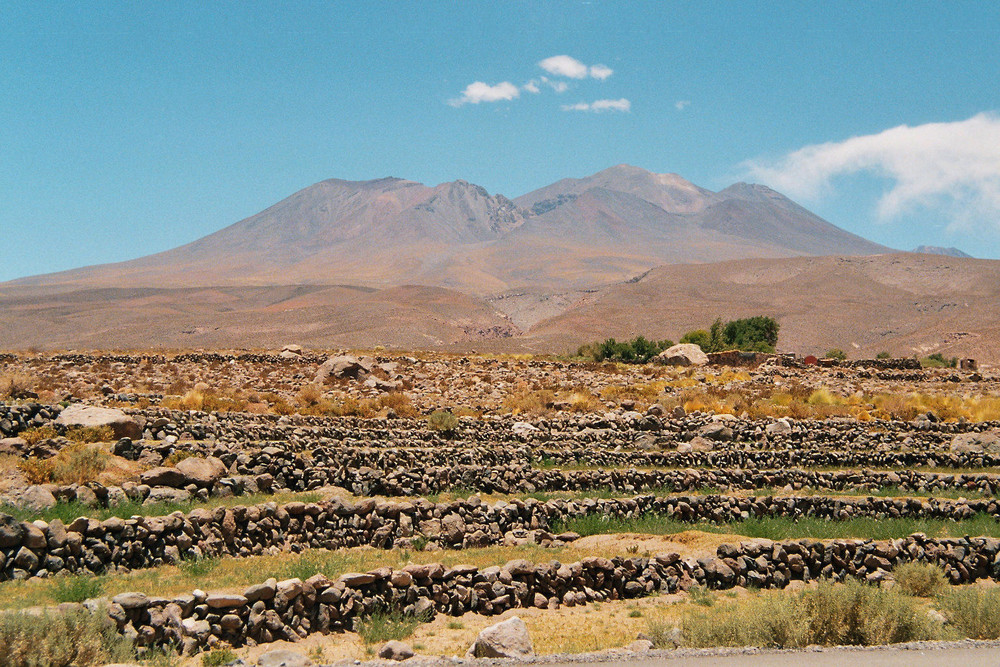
98 532 1000 654
4 493 1000 581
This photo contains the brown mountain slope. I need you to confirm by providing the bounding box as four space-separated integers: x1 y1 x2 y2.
0 283 517 350
8 166 890 295
523 253 1000 364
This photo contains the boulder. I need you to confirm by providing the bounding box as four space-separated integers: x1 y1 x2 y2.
18 485 57 512
140 467 188 488
314 355 373 383
175 456 227 486
655 344 709 367
951 431 1000 454
466 616 533 659
512 421 539 438
258 649 313 667
55 405 141 440
378 640 415 661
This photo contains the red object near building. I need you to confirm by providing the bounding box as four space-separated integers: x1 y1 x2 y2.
803 355 818 365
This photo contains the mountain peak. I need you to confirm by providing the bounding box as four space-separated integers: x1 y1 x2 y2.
912 245 973 258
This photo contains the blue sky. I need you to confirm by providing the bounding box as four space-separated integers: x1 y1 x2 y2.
2 1 999 281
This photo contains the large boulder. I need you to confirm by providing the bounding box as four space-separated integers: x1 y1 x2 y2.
17 485 56 512
257 649 312 667
378 641 415 661
467 616 534 659
175 456 227 486
140 467 188 487
55 405 141 440
951 431 1000 454
655 344 709 367
314 355 374 383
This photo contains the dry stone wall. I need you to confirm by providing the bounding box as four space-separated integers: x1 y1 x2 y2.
92 532 1000 655
3 493 1000 582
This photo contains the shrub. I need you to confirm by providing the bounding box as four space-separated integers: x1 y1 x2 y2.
19 426 58 446
876 351 891 359
0 372 37 400
201 648 237 666
0 606 133 666
19 443 109 485
936 587 1000 639
825 349 847 360
677 580 940 648
682 316 779 353
163 450 196 466
921 353 958 368
893 562 947 597
295 383 323 407
355 608 428 644
427 410 459 433
586 336 673 364
64 425 114 444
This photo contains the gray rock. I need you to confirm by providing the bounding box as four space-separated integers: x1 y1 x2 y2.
257 649 313 667
140 467 188 488
951 431 1000 454
467 615 533 659
55 404 141 440
378 640 415 660
18 485 57 512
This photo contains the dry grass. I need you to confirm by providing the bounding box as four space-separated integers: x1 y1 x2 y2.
0 372 37 400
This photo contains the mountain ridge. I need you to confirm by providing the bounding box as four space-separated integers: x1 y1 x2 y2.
6 165 891 294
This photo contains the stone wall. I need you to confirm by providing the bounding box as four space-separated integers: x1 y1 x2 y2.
4 493 1000 582
94 532 1000 655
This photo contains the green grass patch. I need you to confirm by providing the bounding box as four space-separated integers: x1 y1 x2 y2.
355 608 428 644
51 574 105 603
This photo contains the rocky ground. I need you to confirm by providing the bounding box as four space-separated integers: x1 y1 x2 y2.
1 349 1000 666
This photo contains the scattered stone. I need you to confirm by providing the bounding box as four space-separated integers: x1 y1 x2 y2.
378 640 415 661
467 616 533 659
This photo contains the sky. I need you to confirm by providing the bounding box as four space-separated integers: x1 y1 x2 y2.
2 1 1000 281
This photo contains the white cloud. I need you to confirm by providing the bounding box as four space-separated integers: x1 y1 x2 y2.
589 64 613 80
449 81 520 106
523 80 540 94
675 100 691 110
744 113 1000 230
549 80 569 93
561 98 631 113
539 55 590 79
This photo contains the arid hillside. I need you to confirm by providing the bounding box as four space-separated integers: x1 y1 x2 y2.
523 253 1000 363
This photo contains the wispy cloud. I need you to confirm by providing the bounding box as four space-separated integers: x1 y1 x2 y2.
675 100 691 111
562 98 631 113
451 55 618 110
448 81 520 106
539 55 613 80
744 113 1000 230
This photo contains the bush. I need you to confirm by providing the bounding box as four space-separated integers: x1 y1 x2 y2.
936 587 1000 639
682 316 779 353
893 562 948 597
355 608 429 644
201 648 237 666
0 373 37 400
876 351 891 359
64 425 114 444
825 349 847 360
921 353 958 368
0 606 133 666
18 442 109 485
19 426 58 446
677 580 940 648
427 410 459 433
585 337 673 364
